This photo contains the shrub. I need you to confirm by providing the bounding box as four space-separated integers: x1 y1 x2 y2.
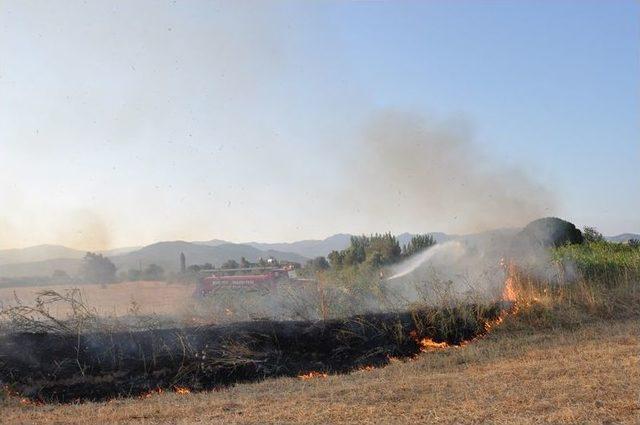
516 217 583 248
583 226 605 243
80 252 117 284
552 240 640 284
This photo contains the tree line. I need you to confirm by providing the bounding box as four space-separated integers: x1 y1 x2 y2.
73 253 166 284
305 233 436 273
70 254 297 285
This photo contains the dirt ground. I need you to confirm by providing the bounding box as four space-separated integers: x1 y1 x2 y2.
0 281 196 317
3 318 638 425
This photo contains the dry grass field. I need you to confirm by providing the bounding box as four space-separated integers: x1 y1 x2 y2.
3 317 638 425
0 281 196 317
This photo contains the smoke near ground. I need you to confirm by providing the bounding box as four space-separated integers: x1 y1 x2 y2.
385 217 582 307
385 232 551 304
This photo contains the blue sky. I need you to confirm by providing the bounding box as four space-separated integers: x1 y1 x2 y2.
0 1 638 249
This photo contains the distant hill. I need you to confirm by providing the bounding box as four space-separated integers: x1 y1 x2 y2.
0 244 85 265
0 241 308 278
606 233 640 243
0 258 82 278
0 244 141 267
246 234 353 259
190 239 229 247
110 241 309 273
99 246 142 256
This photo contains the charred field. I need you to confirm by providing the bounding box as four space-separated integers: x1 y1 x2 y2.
0 303 505 403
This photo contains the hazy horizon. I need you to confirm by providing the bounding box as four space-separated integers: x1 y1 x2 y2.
3 224 639 253
2 1 638 250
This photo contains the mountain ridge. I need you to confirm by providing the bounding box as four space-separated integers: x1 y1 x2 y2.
0 241 309 278
606 233 640 243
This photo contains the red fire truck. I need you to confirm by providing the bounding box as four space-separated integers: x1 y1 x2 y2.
194 265 297 297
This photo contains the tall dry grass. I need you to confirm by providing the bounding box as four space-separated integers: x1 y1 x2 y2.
503 242 640 330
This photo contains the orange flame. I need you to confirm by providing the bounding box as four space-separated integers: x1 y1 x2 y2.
409 330 450 352
400 259 520 356
18 397 44 406
500 258 518 303
417 338 449 352
484 314 505 332
1 386 41 406
477 257 520 334
298 371 328 380
502 276 517 302
174 386 190 395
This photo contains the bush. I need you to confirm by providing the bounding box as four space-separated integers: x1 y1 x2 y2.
126 264 165 281
583 226 605 243
516 217 583 248
80 252 117 284
306 256 330 271
552 241 640 284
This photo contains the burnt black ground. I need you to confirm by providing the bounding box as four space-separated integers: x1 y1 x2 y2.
0 304 503 402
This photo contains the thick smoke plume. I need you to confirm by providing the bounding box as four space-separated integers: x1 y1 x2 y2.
341 111 556 234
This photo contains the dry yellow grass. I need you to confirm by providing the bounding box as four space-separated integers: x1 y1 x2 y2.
3 318 638 425
0 281 196 317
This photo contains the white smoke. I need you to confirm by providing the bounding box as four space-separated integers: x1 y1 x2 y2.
384 229 567 305
387 241 466 280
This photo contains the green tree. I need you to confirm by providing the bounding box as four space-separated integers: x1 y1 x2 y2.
348 235 369 264
365 251 383 268
583 226 605 243
179 252 186 273
517 217 584 248
342 248 359 267
127 268 142 281
221 259 240 269
143 263 165 280
402 234 436 257
365 233 401 264
332 233 402 267
327 250 344 268
629 239 640 249
80 252 117 284
306 256 330 271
